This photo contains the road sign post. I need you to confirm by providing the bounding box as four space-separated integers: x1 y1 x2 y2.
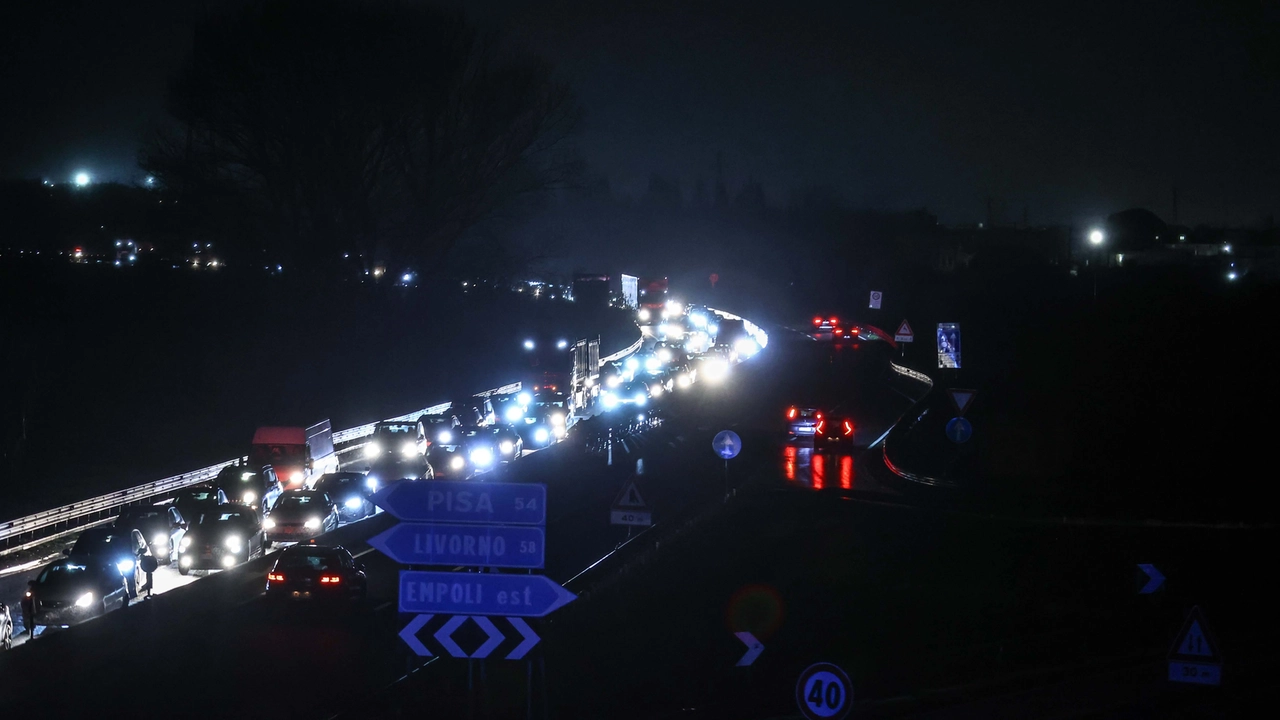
869 291 882 309
1168 606 1221 685
399 571 576 617
796 662 853 719
611 477 652 531
372 481 546 525
894 319 914 354
370 523 546 569
714 430 742 496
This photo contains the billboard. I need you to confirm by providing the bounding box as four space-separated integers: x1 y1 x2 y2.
937 323 961 369
620 274 639 309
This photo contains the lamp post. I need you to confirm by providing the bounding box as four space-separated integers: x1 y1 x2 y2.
1088 229 1105 300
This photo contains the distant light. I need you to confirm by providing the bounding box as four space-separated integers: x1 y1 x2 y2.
523 339 536 351
1228 271 1238 281
128 254 136 262
402 272 413 283
1223 244 1232 254
73 172 91 187
145 176 155 186
1088 229 1105 246
556 339 568 350
1179 235 1186 241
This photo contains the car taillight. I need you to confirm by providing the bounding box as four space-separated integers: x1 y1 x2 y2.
851 327 860 335
320 574 341 584
268 573 285 583
843 420 854 436
828 317 838 325
832 328 842 335
812 316 822 326
787 407 797 420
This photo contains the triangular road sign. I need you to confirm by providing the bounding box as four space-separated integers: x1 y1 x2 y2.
1169 607 1220 661
895 320 914 337
947 388 977 416
613 478 647 509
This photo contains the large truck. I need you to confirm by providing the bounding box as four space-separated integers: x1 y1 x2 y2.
638 276 669 310
249 420 338 489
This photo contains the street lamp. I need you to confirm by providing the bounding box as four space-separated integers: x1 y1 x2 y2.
74 172 91 187
1088 229 1105 246
1087 228 1105 300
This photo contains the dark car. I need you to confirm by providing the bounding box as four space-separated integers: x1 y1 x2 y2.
363 420 426 463
421 414 460 450
784 403 855 444
115 504 187 564
265 544 367 604
67 527 150 598
215 464 283 515
313 472 376 522
173 484 229 526
489 423 524 463
23 558 129 635
177 506 266 575
263 490 340 544
449 397 495 427
1 602 13 650
518 404 568 449
454 425 500 475
365 449 432 484
602 380 650 410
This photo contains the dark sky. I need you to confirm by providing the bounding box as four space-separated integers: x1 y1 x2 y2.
3 0 1278 226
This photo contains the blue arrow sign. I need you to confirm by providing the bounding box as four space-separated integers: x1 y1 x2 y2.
945 417 972 444
1138 563 1165 594
370 522 545 569
372 480 546 525
399 571 576 617
713 430 742 459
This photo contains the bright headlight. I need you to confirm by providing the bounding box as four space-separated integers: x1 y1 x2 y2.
116 559 135 574
517 392 532 406
657 348 672 362
690 313 707 327
240 472 254 480
180 537 192 551
365 443 383 459
534 428 550 444
553 425 566 438
401 441 418 458
242 491 256 504
550 412 565 425
224 536 242 552
645 357 661 373
677 374 691 387
75 592 95 608
345 497 363 510
635 395 648 406
438 430 453 444
263 518 276 529
625 357 639 371
304 518 321 530
735 337 759 357
180 556 192 568
290 470 304 484
638 308 651 322
470 447 494 467
602 392 619 408
499 440 514 455
650 384 663 396
505 407 523 422
365 476 378 491
450 456 465 470
606 375 621 388
152 533 168 546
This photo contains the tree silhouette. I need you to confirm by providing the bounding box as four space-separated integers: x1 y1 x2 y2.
142 0 581 275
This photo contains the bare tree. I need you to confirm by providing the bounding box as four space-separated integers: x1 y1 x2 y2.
142 0 580 275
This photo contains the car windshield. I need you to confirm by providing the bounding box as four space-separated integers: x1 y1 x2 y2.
376 424 417 435
197 510 249 525
277 552 344 571
182 490 217 502
276 494 322 509
35 561 96 587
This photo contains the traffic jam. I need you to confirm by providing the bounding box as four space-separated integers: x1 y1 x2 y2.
6 299 762 647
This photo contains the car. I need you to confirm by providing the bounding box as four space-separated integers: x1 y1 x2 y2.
448 397 495 427
313 471 377 522
265 544 367 604
493 392 532 424
365 450 433 484
489 423 524 463
173 483 229 525
427 442 474 480
454 425 501 475
115 504 188 564
67 527 150 598
214 464 283 514
263 490 340 544
1 602 13 650
177 506 267 575
601 380 650 410
518 404 569 449
363 420 427 463
421 413 461 449
23 557 130 635
785 404 855 444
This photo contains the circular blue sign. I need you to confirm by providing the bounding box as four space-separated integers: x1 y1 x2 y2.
945 417 973 444
713 430 742 459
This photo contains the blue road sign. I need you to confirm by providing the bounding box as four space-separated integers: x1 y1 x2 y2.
372 480 546 525
945 417 972 444
399 570 577 617
370 522 545 569
713 430 742 459
1137 563 1165 594
1168 606 1221 686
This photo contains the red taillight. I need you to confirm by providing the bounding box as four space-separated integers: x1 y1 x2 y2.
268 572 285 583
812 316 822 326
828 316 838 325
842 420 854 436
320 574 341 584
787 407 797 420
815 412 823 420
851 327 860 335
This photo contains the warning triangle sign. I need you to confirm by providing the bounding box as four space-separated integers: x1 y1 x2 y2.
1169 607 1220 661
613 478 647 509
895 320 914 337
947 388 977 416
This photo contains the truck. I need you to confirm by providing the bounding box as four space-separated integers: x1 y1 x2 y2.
638 276 669 310
249 420 338 489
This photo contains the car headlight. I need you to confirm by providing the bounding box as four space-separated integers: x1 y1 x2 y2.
625 357 639 371
75 592 95 608
225 536 242 552
242 491 256 504
650 384 663 396
365 476 378 491
677 374 691 387
152 533 169 546
645 357 661 373
517 392 532 406
606 375 621 388
304 518 321 530
116 559 135 574
365 442 383 459
602 392 618 408
450 456 465 470
290 470 305 484
241 472 254 480
534 428 550 444
657 348 672 362
505 407 523 422
263 518 276 530
499 440 514 455
635 394 648 406
180 537 192 551
345 497 363 510
638 308 651 322
401 441 418 458
553 425 566 438
470 447 494 467
438 430 453 444
735 337 759 357
550 412 565 426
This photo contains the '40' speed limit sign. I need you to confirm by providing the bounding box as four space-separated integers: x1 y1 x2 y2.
795 662 853 719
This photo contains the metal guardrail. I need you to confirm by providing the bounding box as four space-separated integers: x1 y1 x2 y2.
599 336 643 366
0 382 522 555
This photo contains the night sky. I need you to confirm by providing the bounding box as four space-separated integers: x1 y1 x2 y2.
2 0 1277 225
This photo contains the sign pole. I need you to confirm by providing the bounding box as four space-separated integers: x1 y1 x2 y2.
526 659 534 720
724 458 729 496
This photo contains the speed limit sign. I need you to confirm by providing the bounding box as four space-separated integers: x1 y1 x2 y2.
795 662 853 719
